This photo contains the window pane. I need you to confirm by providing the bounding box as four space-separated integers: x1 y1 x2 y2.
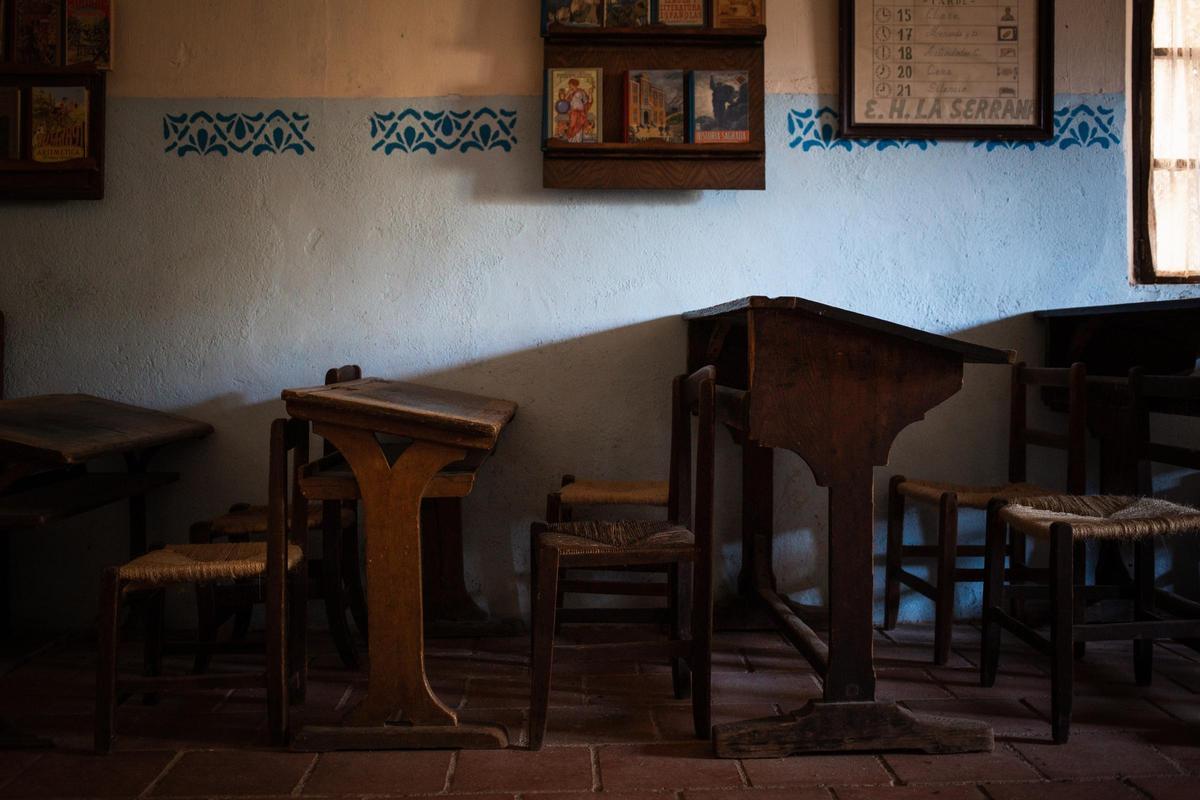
1155 0 1200 48
1152 58 1196 160
1152 166 1200 275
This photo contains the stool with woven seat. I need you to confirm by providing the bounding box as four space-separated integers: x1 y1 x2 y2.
529 367 722 749
981 371 1200 744
96 418 310 752
885 362 1088 664
545 476 673 626
193 365 366 672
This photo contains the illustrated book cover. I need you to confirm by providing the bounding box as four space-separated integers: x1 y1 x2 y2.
32 86 89 162
655 0 704 26
606 0 650 27
542 0 602 32
546 68 603 144
625 70 685 143
0 88 20 160
15 0 62 65
713 0 764 27
66 0 113 69
690 70 750 143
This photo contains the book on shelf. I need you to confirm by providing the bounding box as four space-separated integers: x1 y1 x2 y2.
624 70 686 144
654 0 704 26
32 86 89 162
542 0 602 32
689 70 750 144
712 0 764 27
14 0 63 65
66 0 113 69
0 88 20 160
606 0 650 27
546 68 603 144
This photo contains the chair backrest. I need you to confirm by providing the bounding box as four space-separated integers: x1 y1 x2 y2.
1130 369 1200 491
267 417 311 580
1008 362 1088 494
667 366 721 561
322 365 362 457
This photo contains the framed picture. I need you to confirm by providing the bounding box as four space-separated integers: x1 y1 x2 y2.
840 0 1054 140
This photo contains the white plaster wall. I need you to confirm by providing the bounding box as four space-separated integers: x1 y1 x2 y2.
1 0 1196 630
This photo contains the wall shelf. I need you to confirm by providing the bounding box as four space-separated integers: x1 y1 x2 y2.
542 15 766 191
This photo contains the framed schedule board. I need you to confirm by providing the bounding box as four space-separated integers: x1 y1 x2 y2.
840 0 1054 140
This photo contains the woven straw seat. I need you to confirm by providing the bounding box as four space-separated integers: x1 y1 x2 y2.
117 542 303 587
1001 495 1200 540
558 480 670 507
898 479 1052 509
540 520 694 555
210 502 352 536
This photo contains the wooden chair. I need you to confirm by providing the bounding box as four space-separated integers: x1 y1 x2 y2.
529 366 722 749
545 471 672 626
193 365 366 671
981 370 1200 743
885 362 1088 664
96 418 310 752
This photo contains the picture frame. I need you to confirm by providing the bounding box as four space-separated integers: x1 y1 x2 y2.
839 0 1054 140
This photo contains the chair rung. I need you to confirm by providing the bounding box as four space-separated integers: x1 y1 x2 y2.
897 570 936 599
900 544 992 559
556 639 690 660
560 580 668 597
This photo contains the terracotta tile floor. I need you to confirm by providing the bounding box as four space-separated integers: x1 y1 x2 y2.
0 623 1197 798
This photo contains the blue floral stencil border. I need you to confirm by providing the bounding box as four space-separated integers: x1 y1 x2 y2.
163 111 315 157
787 103 1120 152
370 108 518 155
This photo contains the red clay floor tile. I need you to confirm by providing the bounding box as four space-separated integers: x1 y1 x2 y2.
1129 775 1200 800
740 754 892 788
1010 734 1184 780
983 779 1145 800
543 704 658 745
651 703 779 742
836 786 986 800
452 747 594 793
882 750 1040 784
301 750 452 795
686 788 832 800
599 742 744 792
150 749 316 796
0 750 176 798
900 697 1050 738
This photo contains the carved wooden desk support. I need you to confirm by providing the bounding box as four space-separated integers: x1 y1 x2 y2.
283 379 517 751
685 298 1009 757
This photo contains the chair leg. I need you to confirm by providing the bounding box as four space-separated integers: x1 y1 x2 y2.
934 492 959 666
1050 524 1075 745
692 552 714 740
321 504 359 670
342 517 368 637
266 566 288 746
980 500 1006 688
142 589 165 706
528 539 560 751
95 569 122 754
288 570 308 704
190 522 217 675
1008 529 1027 621
1073 541 1087 661
884 475 905 630
669 562 692 700
1133 538 1155 686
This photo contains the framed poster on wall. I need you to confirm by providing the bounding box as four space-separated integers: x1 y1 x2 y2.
840 0 1054 140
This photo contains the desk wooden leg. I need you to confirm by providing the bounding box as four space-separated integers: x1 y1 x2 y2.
739 444 774 599
293 425 507 751
713 472 992 758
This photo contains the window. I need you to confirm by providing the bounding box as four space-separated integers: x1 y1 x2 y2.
1133 0 1200 282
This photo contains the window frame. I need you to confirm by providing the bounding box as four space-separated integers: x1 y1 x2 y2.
1132 0 1200 283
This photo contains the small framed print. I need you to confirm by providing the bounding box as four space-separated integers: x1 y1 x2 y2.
840 0 1054 140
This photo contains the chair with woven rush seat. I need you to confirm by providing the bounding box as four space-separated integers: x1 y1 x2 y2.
546 476 673 626
885 362 1088 664
529 366 721 749
96 418 310 752
981 370 1200 744
193 365 366 672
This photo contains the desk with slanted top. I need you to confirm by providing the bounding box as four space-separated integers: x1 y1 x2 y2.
0 393 212 748
684 297 1011 757
283 378 517 751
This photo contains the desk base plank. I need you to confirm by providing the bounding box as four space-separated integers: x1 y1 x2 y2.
712 701 993 758
292 723 508 752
